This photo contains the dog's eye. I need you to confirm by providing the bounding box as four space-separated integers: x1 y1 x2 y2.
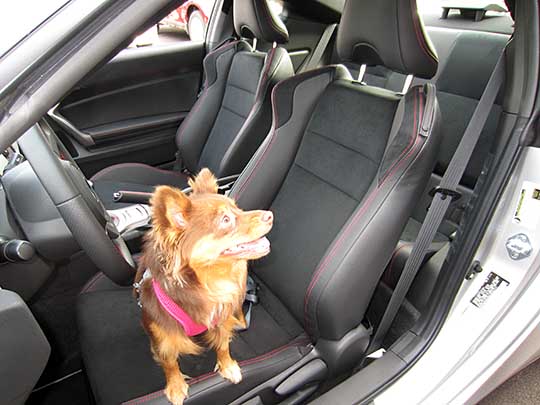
219 212 236 229
221 214 232 226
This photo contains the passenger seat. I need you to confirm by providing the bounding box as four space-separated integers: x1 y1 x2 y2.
92 0 294 208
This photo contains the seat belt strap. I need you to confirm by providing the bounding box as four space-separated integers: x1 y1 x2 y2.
235 275 258 331
243 275 258 329
300 24 337 72
366 53 505 356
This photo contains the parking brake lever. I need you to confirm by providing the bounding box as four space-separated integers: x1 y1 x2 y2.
113 191 152 205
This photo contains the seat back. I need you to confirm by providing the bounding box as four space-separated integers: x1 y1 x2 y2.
176 0 293 179
230 0 441 343
353 28 509 241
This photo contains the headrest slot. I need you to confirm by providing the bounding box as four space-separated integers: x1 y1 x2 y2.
400 74 414 95
357 64 367 83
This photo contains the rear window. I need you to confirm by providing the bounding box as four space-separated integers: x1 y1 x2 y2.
417 0 513 34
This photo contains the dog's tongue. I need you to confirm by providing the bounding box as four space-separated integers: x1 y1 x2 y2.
223 237 270 255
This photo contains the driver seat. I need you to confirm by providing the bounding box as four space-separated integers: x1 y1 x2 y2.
91 0 293 209
77 0 441 403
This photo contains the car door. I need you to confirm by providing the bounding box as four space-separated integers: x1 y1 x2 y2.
48 27 205 178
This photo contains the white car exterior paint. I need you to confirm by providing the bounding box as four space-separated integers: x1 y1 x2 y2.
376 146 540 405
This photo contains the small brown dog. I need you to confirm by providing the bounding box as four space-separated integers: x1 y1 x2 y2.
135 168 273 405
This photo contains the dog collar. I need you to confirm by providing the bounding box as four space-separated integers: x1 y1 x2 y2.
152 279 209 336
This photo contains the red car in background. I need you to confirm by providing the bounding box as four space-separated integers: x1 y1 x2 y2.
158 0 215 41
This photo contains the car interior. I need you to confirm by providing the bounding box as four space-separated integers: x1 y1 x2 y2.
0 0 527 404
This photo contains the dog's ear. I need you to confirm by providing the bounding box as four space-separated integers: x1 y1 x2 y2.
151 186 191 229
189 168 218 195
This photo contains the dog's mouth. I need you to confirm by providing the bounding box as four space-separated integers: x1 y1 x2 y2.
221 237 270 258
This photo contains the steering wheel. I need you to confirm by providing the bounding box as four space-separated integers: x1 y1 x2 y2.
18 123 136 285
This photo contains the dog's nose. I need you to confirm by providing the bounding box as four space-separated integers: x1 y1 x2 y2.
261 211 273 223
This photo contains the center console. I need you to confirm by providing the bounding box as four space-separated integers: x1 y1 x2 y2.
108 204 151 234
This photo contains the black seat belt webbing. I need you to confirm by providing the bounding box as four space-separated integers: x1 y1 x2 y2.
300 23 337 72
366 54 505 356
234 275 258 332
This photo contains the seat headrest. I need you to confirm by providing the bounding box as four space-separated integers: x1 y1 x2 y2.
336 0 438 79
233 0 289 44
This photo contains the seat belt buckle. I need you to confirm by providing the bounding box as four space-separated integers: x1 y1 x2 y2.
429 186 462 201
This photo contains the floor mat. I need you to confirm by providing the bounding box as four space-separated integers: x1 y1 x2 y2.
30 253 98 386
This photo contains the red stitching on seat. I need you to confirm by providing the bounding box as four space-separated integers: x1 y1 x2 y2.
254 46 277 102
122 390 165 405
226 46 279 168
303 89 425 332
186 337 310 385
203 41 242 87
121 337 310 405
232 67 340 200
409 0 437 65
90 163 188 182
80 272 105 294
380 91 424 184
383 243 413 286
232 82 281 198
176 41 240 152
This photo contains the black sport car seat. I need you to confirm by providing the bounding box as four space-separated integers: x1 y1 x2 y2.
77 0 441 403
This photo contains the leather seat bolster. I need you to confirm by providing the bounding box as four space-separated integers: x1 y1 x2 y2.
231 65 351 210
217 46 294 176
176 40 252 173
304 85 442 340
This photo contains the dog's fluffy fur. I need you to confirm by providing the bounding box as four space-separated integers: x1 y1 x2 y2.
135 169 273 405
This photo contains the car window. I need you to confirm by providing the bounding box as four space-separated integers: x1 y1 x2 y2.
129 0 215 48
417 0 513 34
129 0 286 48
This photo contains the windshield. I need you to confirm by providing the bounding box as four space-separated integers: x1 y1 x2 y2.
0 1 71 58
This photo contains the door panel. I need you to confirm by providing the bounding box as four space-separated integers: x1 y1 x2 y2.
60 73 199 131
52 40 205 177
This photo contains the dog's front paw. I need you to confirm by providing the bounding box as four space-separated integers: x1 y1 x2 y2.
218 360 242 384
164 380 188 405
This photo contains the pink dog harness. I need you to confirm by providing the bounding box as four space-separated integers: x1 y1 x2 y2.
151 279 209 336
